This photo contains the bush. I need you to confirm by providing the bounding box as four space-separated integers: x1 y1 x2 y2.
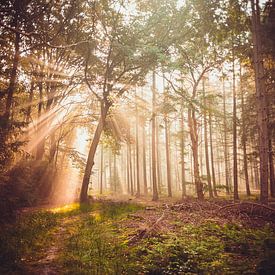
0 160 55 222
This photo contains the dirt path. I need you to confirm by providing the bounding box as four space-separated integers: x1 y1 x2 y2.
24 215 79 275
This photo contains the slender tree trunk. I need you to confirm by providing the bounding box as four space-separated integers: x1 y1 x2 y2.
232 50 239 202
209 113 218 196
149 126 152 191
251 0 269 204
165 114 172 197
135 94 140 197
133 145 136 193
156 120 162 194
5 3 20 120
188 107 204 200
269 138 275 197
254 158 260 190
127 143 130 194
114 154 117 193
203 78 213 198
49 131 57 163
26 81 34 123
109 149 112 191
152 71 158 201
180 109 187 198
222 76 230 194
142 120 148 195
80 104 109 202
129 143 134 196
100 144 104 195
240 65 251 196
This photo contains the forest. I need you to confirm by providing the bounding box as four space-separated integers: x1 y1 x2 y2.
0 0 275 274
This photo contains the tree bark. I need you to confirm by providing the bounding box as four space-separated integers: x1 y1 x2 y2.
188 107 204 200
251 0 269 204
156 119 162 194
152 71 159 201
142 119 148 195
209 113 218 196
100 144 104 195
232 51 239 202
5 1 20 120
164 114 172 197
269 138 275 197
203 78 214 198
180 109 187 198
222 76 230 194
80 103 109 202
135 93 140 197
240 64 251 196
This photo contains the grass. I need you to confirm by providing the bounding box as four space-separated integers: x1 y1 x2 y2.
0 211 58 273
1 201 274 274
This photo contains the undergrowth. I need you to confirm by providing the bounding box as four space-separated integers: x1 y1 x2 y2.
1 201 274 274
125 222 274 274
0 211 58 273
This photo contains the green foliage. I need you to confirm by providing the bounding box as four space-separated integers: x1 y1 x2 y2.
1 202 274 274
60 201 143 274
126 221 275 274
0 211 58 273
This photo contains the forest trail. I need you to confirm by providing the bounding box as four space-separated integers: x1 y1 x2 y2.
23 213 82 274
6 199 275 274
26 216 73 275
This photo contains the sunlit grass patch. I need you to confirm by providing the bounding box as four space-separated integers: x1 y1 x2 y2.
50 203 80 214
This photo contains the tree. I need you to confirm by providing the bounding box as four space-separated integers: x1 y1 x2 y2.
79 0 157 201
250 0 269 204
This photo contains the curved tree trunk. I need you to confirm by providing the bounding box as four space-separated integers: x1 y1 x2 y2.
80 104 109 202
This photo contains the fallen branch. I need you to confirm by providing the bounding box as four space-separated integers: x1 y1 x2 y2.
218 202 275 220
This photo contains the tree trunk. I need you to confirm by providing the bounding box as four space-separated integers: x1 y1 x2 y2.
180 109 187 198
100 144 104 195
203 78 214 198
80 104 109 202
152 71 158 201
209 113 218 196
222 76 230 194
188 107 204 200
232 51 239 202
129 143 134 196
164 115 172 197
135 94 140 197
142 119 148 195
240 64 251 196
5 2 20 120
26 81 34 123
127 143 130 194
269 138 275 197
251 0 269 204
156 119 162 194
114 154 117 193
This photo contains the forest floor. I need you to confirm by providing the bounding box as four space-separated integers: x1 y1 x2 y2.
1 196 275 274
